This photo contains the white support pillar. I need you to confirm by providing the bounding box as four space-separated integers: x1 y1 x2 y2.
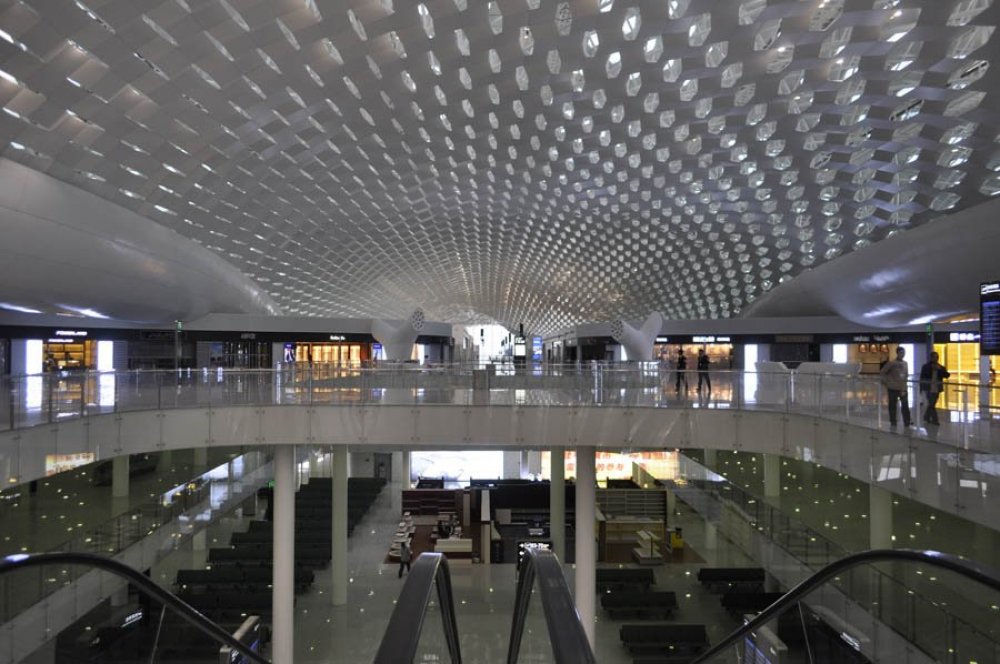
550 447 566 561
574 445 596 648
272 446 296 664
503 451 522 479
869 485 893 550
309 447 320 479
401 451 411 489
112 455 129 499
763 454 781 499
332 444 349 606
194 446 208 467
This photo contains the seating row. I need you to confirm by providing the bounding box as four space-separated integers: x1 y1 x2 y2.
697 567 765 591
596 567 656 592
720 591 784 617
600 591 677 619
619 624 709 659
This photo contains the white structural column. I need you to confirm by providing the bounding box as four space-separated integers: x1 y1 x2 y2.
869 485 893 549
272 446 296 664
332 444 349 606
401 451 411 489
111 455 129 498
309 446 320 479
550 447 566 561
763 454 781 499
194 447 208 467
574 445 596 648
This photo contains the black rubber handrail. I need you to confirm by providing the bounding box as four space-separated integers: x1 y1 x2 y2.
506 548 596 664
689 548 1000 664
373 552 462 663
0 551 268 663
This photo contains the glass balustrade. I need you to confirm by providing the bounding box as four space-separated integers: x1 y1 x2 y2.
673 472 1000 663
1 365 995 452
0 451 271 625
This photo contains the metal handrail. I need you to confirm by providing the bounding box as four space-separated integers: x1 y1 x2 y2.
506 549 596 664
373 552 462 663
689 548 1000 664
0 551 268 663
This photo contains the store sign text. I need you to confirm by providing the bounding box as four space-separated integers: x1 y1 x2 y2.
949 332 981 342
692 335 731 343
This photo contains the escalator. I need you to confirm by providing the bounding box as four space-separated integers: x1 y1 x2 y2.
382 548 1000 664
0 552 266 663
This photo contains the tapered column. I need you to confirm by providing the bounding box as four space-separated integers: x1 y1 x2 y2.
332 444 349 606
574 445 596 648
550 447 566 561
272 446 296 664
112 455 129 498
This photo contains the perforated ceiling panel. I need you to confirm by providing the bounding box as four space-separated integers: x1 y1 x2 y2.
0 0 998 333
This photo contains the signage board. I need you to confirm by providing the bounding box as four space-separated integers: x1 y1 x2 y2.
982 281 1000 355
531 336 543 361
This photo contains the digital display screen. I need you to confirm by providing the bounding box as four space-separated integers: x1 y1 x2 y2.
532 337 543 361
981 281 1000 356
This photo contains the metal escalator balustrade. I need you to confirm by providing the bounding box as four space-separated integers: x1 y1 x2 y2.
0 551 268 663
373 552 462 663
688 549 1000 664
507 548 596 664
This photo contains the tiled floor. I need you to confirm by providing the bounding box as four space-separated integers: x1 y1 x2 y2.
144 478 754 663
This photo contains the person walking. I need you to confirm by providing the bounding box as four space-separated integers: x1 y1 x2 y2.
675 348 688 395
398 541 412 578
696 348 711 395
919 351 950 426
879 347 911 428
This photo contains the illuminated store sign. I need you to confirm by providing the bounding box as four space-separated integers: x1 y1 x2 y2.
692 335 731 343
948 332 980 342
852 334 891 343
329 334 346 341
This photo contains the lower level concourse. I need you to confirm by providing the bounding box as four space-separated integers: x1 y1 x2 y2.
5 445 1000 663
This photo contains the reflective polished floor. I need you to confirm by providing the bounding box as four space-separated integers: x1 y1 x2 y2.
150 477 754 663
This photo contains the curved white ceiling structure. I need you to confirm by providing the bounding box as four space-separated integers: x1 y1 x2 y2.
745 196 1000 327
0 0 997 332
0 157 281 322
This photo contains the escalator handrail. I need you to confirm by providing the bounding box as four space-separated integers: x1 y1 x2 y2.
373 552 462 663
506 549 596 664
689 548 1000 664
0 551 268 663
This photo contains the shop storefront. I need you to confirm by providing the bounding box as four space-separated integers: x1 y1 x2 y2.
0 326 132 374
654 335 735 370
288 339 369 366
933 332 997 411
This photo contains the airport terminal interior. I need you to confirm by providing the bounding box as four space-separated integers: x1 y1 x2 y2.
1 0 1000 662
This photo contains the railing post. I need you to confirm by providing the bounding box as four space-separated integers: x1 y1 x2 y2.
157 371 162 411
80 372 87 419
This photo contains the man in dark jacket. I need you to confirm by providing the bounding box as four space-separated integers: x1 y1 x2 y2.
696 348 711 395
919 352 950 426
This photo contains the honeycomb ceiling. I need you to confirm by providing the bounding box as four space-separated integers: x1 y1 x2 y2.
0 0 998 334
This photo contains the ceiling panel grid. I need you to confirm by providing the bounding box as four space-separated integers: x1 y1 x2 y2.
0 0 997 332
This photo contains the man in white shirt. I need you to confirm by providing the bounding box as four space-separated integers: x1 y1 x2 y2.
879 347 911 428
